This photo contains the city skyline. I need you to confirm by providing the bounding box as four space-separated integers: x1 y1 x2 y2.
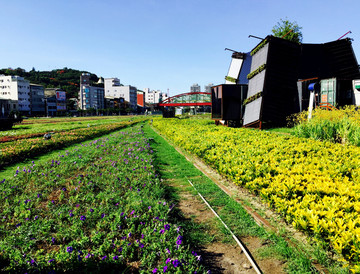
1 0 360 96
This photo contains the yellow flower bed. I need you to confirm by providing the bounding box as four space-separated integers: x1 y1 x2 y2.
153 117 360 271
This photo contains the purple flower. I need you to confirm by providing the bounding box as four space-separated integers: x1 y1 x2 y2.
67 246 73 253
166 248 171 254
101 213 105 218
51 237 56 244
164 224 170 230
48 259 55 263
172 259 181 267
80 215 86 221
163 266 168 273
152 268 158 273
62 187 67 191
113 255 119 260
69 212 74 217
90 208 94 213
165 258 171 264
176 239 182 245
16 223 22 228
128 232 132 238
160 229 165 234
34 216 39 220
139 243 144 248
101 255 107 260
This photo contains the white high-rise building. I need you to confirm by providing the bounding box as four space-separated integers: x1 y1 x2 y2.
105 78 137 109
205 83 213 93
144 89 163 104
0 75 30 114
190 83 201 93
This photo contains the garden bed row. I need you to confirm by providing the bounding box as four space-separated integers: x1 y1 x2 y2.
0 125 204 273
0 119 146 169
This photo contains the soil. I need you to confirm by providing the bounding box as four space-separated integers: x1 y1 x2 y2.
168 179 286 274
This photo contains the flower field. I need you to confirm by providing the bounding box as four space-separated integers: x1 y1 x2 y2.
0 125 204 273
153 117 360 271
0 117 147 168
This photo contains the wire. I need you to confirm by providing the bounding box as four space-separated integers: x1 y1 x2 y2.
187 179 263 274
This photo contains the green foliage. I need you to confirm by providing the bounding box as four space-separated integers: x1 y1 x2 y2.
272 18 303 43
250 38 268 56
292 106 360 146
247 64 266 80
243 91 262 106
224 76 237 83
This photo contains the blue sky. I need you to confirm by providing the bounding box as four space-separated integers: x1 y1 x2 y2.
1 0 360 96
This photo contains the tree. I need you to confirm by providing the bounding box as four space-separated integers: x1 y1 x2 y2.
272 18 303 43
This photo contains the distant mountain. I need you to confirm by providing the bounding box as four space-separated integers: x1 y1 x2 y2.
0 67 101 99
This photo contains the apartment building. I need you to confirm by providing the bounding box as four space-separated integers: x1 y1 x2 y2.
190 83 201 93
144 88 163 104
45 88 67 116
105 78 137 109
0 75 30 115
30 84 45 115
204 83 214 93
79 73 104 110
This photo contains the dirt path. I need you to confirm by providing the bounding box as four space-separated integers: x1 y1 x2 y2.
173 184 286 273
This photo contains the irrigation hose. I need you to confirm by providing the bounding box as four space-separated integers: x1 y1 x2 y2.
187 179 262 274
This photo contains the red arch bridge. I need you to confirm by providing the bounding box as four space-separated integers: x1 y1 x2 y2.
158 92 211 107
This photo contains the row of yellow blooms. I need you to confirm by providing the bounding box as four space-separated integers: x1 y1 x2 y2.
153 117 360 271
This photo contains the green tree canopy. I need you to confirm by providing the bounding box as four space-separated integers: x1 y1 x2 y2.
272 18 303 43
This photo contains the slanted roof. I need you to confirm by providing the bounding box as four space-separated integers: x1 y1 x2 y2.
299 38 360 80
